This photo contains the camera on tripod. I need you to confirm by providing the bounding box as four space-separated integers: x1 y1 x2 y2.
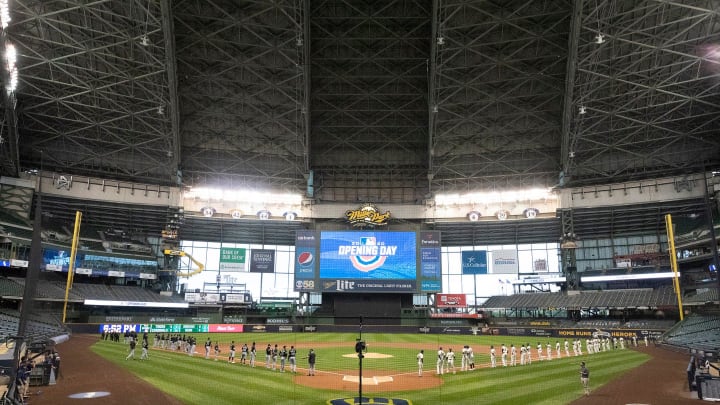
355 339 366 357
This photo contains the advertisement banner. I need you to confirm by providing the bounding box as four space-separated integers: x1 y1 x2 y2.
294 247 316 279
461 251 488 274
420 248 441 277
321 279 417 293
184 292 220 303
497 327 664 339
143 324 210 333
249 249 275 273
430 313 482 319
436 293 467 308
208 324 244 333
419 231 442 293
492 250 519 274
219 247 247 272
222 293 250 304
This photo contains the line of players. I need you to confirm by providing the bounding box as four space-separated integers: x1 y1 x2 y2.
428 335 648 375
488 336 647 368
150 333 310 374
427 346 476 375
219 340 300 373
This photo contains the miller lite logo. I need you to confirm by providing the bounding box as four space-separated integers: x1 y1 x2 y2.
324 280 355 291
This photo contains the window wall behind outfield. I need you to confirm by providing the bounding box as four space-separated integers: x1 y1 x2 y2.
443 243 560 306
179 241 296 300
178 241 560 304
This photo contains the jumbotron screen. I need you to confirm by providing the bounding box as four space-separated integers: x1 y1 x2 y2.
294 230 442 293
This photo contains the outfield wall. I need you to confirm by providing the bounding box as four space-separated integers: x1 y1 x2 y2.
68 322 668 339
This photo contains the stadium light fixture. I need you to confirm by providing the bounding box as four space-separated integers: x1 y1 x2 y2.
186 187 302 205
5 43 17 93
0 0 10 29
435 188 556 206
594 33 605 44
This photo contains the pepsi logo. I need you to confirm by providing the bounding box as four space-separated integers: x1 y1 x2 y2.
297 251 314 266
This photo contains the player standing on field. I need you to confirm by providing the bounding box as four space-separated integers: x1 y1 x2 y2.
467 346 475 369
547 342 552 360
289 345 297 372
417 349 424 376
307 349 316 376
250 342 257 367
279 345 288 372
461 346 468 371
436 347 445 375
228 341 236 363
580 361 590 396
446 348 456 374
241 343 248 364
140 339 149 360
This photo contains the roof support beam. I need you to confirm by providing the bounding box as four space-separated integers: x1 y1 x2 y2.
560 0 583 185
302 0 311 174
160 0 181 185
427 0 440 197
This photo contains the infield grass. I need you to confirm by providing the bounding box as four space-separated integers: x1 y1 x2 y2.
92 333 650 405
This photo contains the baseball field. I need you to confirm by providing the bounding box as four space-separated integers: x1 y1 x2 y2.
89 333 652 405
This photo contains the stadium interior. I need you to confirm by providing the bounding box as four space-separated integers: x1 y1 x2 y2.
0 0 719 403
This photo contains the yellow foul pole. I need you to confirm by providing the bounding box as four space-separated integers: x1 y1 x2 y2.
62 211 82 323
664 214 683 321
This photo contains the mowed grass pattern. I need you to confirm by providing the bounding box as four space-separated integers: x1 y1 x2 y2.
92 333 650 405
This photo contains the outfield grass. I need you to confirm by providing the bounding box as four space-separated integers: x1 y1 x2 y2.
92 333 650 405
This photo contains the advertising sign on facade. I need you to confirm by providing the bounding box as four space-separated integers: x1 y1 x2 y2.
492 250 519 274
249 249 275 273
461 251 488 274
219 248 247 271
436 293 467 308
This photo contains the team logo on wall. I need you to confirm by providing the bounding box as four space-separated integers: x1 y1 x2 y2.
345 203 391 227
328 398 412 405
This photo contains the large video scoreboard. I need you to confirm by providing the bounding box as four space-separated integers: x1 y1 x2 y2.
294 231 442 293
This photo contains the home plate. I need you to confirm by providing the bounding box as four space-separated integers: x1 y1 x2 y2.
342 375 394 385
